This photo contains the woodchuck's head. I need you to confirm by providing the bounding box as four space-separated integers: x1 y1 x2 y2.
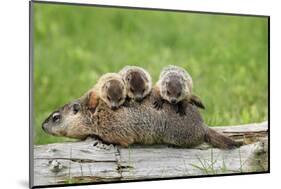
123 68 152 102
97 73 127 110
101 79 126 110
42 100 93 139
159 72 190 104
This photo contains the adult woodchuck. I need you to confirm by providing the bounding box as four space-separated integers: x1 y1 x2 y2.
42 88 238 149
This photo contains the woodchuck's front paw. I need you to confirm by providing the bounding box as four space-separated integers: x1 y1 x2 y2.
123 100 130 107
153 99 164 110
174 103 186 116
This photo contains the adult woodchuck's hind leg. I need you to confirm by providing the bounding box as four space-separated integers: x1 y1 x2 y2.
190 95 205 109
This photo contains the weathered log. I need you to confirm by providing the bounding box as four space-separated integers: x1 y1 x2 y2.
32 121 268 187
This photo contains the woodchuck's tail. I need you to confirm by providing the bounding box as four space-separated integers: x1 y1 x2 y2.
204 127 240 149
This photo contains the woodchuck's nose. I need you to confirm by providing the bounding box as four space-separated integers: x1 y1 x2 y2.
135 95 143 102
111 106 118 110
171 99 177 104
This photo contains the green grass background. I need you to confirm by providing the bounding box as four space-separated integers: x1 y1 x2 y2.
33 3 268 145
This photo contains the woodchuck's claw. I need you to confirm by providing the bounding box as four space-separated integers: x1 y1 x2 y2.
178 110 186 116
175 106 186 116
153 102 158 110
123 100 130 107
153 101 163 110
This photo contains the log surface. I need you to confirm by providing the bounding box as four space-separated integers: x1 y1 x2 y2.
32 121 268 187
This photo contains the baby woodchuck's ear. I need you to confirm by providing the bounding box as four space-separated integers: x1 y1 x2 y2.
87 91 99 111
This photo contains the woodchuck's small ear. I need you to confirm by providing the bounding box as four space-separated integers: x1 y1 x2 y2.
103 82 110 89
87 91 99 111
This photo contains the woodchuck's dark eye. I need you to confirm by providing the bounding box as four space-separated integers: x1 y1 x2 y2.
107 95 111 101
52 112 61 123
72 103 81 114
130 88 135 93
167 91 171 96
142 89 145 93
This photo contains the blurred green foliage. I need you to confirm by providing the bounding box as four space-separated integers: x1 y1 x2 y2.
33 3 268 144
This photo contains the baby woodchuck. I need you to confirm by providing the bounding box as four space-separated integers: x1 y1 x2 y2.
42 87 238 149
119 66 152 102
153 65 205 116
87 73 126 111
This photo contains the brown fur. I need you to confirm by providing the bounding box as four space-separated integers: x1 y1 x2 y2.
154 65 205 115
119 66 152 102
42 87 238 149
88 73 126 110
204 127 238 149
87 91 99 111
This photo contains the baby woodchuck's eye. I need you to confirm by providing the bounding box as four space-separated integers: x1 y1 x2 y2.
130 87 135 93
72 103 81 114
167 91 171 96
52 112 61 123
107 95 111 101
